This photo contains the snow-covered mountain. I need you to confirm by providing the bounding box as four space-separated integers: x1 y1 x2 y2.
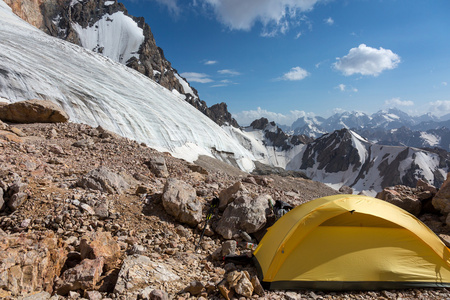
0 0 252 169
287 108 450 151
286 128 449 195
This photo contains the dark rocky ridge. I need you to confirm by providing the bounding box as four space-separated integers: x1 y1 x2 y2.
250 117 313 151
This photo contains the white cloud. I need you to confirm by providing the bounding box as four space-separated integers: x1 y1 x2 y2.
295 32 302 39
218 69 241 76
280 66 309 81
442 82 448 86
336 84 357 92
180 72 213 83
205 60 218 65
324 17 334 25
384 97 414 107
428 100 450 117
233 107 314 126
154 0 180 15
211 79 236 87
199 0 320 35
334 44 401 76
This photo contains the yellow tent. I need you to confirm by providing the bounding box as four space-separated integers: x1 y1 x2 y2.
253 194 450 291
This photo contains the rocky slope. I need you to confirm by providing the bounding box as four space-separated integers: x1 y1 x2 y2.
3 0 239 127
1 115 450 299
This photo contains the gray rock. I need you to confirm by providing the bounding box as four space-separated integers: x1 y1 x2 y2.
7 192 28 211
84 290 102 300
218 181 246 210
114 255 180 295
227 271 253 298
76 167 130 194
162 178 202 226
19 291 51 300
144 157 169 178
222 240 237 256
72 138 94 148
139 287 169 300
216 194 270 239
183 280 204 295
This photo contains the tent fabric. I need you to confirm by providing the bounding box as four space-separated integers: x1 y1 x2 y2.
253 194 450 291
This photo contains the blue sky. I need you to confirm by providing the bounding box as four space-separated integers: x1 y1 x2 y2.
119 0 450 125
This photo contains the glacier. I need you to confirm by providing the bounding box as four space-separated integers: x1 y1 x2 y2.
0 0 256 171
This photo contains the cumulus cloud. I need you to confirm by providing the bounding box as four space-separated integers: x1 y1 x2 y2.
204 60 218 65
324 17 334 25
218 69 241 76
428 100 450 117
180 72 213 83
280 66 309 81
233 107 314 126
384 97 414 107
199 0 320 35
334 44 401 76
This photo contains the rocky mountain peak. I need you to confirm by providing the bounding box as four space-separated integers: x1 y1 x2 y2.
250 117 270 130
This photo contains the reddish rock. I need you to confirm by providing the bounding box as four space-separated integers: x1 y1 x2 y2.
0 231 67 296
55 257 104 295
376 186 422 216
0 99 69 123
433 173 450 217
80 231 121 272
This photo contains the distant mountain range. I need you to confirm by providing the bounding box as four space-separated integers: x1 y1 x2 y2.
280 108 450 151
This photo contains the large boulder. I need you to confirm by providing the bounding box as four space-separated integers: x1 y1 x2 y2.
376 186 422 216
0 231 67 297
162 178 202 226
215 194 271 239
114 255 180 295
218 181 247 210
55 257 104 295
76 167 130 194
80 231 121 272
433 173 450 225
0 99 69 123
144 157 169 178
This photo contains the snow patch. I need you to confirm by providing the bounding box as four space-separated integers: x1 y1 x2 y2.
72 11 144 65
420 132 440 147
174 73 196 97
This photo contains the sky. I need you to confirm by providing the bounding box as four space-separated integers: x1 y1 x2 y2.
119 0 450 126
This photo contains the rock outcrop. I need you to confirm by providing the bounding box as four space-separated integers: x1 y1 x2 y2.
0 99 69 123
0 231 67 297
